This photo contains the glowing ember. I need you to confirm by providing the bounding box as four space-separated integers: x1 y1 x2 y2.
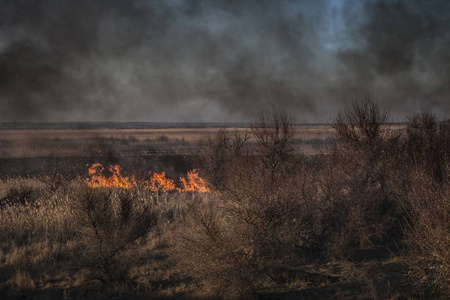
86 164 209 193
86 163 137 189
148 171 176 192
177 169 210 193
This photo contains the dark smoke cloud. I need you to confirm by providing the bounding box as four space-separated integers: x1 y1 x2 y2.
0 0 448 122
337 0 450 120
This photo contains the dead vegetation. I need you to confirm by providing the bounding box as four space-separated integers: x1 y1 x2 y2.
1 99 450 299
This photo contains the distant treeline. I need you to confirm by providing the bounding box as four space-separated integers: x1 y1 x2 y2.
0 122 252 130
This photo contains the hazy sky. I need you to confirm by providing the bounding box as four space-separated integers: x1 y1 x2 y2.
0 0 449 122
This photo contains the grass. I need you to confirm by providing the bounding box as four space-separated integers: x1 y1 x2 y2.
0 177 206 299
0 106 447 299
0 125 334 159
2 175 417 299
0 174 431 299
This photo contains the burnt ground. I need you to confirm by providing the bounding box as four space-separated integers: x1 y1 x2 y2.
0 154 196 180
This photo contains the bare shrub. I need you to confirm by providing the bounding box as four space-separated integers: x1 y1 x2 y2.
398 110 450 296
174 110 321 297
251 108 295 178
406 109 450 182
333 97 389 150
176 170 316 298
400 167 450 296
70 183 157 283
322 98 401 257
201 128 250 189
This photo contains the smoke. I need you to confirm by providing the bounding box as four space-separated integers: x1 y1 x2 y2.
0 0 448 122
336 0 450 120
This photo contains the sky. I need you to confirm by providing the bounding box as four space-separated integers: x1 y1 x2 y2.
0 0 449 123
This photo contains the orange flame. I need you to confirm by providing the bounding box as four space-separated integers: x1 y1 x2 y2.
177 169 210 193
86 164 209 193
148 171 176 192
86 163 137 189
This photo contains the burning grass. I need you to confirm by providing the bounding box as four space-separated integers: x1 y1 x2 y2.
149 171 176 192
86 163 137 189
86 163 210 193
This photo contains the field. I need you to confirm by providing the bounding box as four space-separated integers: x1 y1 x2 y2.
0 125 334 155
0 110 448 299
0 125 334 178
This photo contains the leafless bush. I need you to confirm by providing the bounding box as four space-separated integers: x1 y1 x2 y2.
201 128 250 190
175 170 317 298
322 98 401 257
316 157 397 258
70 183 157 283
400 167 450 296
406 109 450 182
175 110 321 298
332 97 390 150
252 108 295 178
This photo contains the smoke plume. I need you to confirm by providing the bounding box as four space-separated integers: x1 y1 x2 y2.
0 0 448 122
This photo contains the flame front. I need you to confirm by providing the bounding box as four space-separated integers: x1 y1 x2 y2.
86 164 209 193
149 171 176 192
86 163 137 189
177 169 210 193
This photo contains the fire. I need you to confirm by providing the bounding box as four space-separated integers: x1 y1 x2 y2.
86 163 209 193
177 169 210 193
86 163 137 189
148 171 176 192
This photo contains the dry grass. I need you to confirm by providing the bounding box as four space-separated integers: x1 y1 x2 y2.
0 176 205 298
0 104 449 299
0 125 335 159
7 269 35 292
399 167 450 297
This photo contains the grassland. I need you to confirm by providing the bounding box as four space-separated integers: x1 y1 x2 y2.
0 124 335 156
0 111 447 299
